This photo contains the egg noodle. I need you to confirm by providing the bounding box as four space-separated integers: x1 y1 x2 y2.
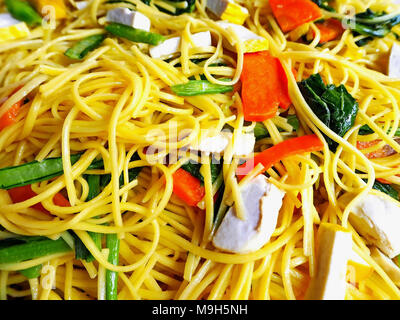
1 0 400 300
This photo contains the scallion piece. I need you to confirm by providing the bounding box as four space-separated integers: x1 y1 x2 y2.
171 80 233 96
0 238 72 265
65 34 106 60
5 0 42 26
0 154 104 190
19 264 42 279
105 22 165 45
105 234 120 300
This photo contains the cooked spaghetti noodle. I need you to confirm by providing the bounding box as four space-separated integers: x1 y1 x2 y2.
1 0 400 300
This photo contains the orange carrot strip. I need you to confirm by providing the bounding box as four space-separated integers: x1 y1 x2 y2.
241 50 292 122
172 168 205 207
314 19 344 43
237 135 324 178
8 185 70 214
269 0 322 33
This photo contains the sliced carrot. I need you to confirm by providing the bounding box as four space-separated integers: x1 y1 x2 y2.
8 185 48 214
237 134 324 178
314 19 344 43
172 168 205 207
269 0 322 33
240 50 292 122
53 192 71 207
377 178 392 185
0 87 24 131
8 185 70 214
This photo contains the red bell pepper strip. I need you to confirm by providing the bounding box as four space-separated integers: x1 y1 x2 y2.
314 19 344 43
8 185 70 214
269 0 322 33
0 87 24 131
172 168 205 207
240 50 292 122
236 135 324 178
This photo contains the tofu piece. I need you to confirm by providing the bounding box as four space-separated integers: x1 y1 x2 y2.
149 31 212 60
212 175 285 254
217 21 269 53
75 1 89 10
347 249 373 283
189 131 255 156
190 132 230 155
231 132 255 156
371 246 400 285
0 13 21 28
387 42 400 79
0 14 30 43
306 223 352 300
206 0 249 25
106 8 151 32
350 193 400 259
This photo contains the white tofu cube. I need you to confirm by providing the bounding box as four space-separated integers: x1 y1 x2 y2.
216 21 269 53
75 1 89 10
212 175 285 254
306 223 352 300
190 132 230 155
388 42 400 79
149 31 212 60
0 13 21 28
350 193 400 259
106 8 151 31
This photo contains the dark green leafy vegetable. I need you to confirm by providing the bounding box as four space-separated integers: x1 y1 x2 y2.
342 9 400 45
298 73 359 152
181 161 221 184
311 0 335 12
105 22 165 45
254 123 269 141
287 115 300 131
254 116 300 141
19 264 42 279
0 238 72 264
358 124 400 137
105 233 120 300
141 0 195 15
0 154 104 190
361 178 399 201
72 175 103 262
65 34 106 60
5 0 42 26
171 80 233 96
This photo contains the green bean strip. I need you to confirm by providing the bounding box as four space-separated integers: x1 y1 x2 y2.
5 0 42 26
0 154 104 190
0 238 72 264
73 175 103 262
19 264 42 279
65 34 106 60
105 234 120 300
105 23 165 45
170 80 233 96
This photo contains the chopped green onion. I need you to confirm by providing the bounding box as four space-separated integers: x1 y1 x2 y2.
287 114 300 131
19 264 42 279
105 234 120 300
65 34 106 60
105 22 165 45
73 175 103 262
0 154 104 190
5 0 42 26
171 80 233 96
0 238 72 265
